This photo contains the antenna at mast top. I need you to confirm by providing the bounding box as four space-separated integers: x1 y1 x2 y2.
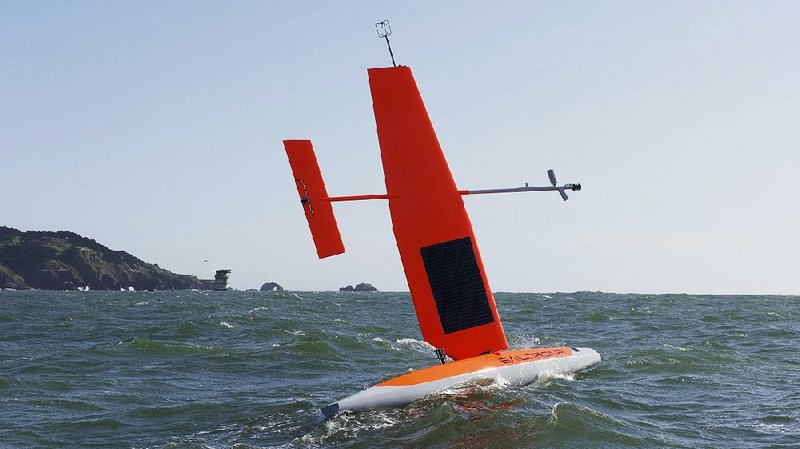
375 20 397 67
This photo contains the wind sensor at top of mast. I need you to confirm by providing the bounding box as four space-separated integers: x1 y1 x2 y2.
375 20 396 67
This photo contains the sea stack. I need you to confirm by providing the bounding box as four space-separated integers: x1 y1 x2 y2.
339 283 378 292
260 282 284 292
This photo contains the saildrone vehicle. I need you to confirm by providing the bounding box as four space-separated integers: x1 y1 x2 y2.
284 22 600 417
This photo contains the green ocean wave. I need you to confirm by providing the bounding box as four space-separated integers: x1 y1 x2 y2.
0 290 798 448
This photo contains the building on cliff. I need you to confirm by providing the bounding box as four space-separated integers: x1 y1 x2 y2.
199 269 231 291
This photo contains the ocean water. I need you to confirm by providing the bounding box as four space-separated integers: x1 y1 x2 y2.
0 290 798 448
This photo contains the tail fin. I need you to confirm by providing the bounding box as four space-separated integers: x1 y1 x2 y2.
283 140 345 259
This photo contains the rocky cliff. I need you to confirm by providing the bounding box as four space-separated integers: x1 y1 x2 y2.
0 226 206 290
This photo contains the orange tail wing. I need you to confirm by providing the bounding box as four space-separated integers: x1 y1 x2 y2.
284 139 345 259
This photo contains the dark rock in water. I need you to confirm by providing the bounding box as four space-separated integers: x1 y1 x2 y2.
354 283 378 292
339 283 378 292
260 282 284 292
0 226 207 291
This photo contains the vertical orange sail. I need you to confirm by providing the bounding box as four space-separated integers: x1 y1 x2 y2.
369 66 508 360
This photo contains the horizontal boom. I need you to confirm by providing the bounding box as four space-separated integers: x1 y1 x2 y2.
326 180 581 203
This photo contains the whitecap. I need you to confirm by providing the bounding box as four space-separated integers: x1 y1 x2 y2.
298 408 402 445
663 343 689 352
512 336 541 348
396 338 434 352
537 371 576 382
373 337 400 350
220 322 234 329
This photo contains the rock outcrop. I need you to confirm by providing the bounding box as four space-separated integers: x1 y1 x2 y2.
354 283 378 292
260 282 284 292
0 226 206 290
339 282 378 292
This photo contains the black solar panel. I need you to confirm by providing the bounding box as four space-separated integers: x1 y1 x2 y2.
420 237 494 334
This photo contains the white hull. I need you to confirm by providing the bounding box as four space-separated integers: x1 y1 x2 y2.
323 347 600 417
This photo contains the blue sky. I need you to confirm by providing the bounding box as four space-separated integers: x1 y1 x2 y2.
2 1 798 294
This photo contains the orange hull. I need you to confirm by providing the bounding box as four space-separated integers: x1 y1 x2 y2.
322 347 601 417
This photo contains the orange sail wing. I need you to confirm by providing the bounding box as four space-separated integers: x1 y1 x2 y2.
368 67 508 360
284 139 345 259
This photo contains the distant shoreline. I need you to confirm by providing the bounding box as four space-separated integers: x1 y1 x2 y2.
0 226 218 291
